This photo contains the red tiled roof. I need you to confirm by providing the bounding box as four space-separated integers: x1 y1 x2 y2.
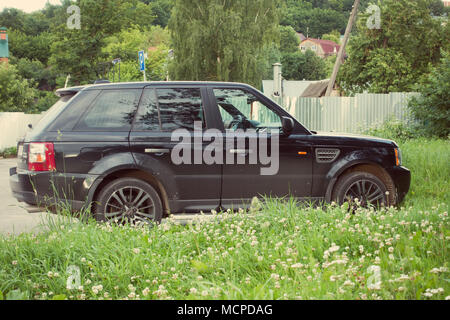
302 38 341 55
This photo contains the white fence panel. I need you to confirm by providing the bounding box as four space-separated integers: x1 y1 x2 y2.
0 113 44 150
276 92 417 133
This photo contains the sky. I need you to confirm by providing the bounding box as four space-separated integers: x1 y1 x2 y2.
0 0 62 13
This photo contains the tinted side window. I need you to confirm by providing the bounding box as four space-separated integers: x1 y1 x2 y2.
48 90 100 132
133 89 161 131
213 88 281 131
134 88 204 131
75 89 141 131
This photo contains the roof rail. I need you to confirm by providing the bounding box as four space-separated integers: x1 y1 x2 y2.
94 79 110 84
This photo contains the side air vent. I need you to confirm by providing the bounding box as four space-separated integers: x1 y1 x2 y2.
316 148 340 163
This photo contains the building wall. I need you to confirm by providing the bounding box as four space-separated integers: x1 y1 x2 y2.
0 113 44 150
300 40 325 58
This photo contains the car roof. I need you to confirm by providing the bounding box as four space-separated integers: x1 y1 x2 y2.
56 81 254 96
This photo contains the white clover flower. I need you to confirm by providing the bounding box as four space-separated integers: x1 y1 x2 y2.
343 280 355 287
328 244 340 253
133 248 140 254
190 288 198 294
11 260 18 265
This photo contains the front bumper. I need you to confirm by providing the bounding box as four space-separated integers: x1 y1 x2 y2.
386 166 411 204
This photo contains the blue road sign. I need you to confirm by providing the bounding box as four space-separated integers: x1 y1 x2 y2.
138 50 145 71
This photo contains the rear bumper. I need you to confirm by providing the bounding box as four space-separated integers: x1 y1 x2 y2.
386 166 411 204
9 167 95 211
9 167 38 205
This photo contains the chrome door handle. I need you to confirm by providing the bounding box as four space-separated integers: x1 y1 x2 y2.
145 148 170 154
229 149 252 155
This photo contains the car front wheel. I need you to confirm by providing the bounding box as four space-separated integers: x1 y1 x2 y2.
332 171 394 208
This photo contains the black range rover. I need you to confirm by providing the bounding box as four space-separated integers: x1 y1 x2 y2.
9 82 410 223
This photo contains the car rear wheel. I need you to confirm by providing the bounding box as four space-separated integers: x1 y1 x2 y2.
332 171 393 209
95 178 163 224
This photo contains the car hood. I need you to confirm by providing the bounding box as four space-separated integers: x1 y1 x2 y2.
307 131 398 148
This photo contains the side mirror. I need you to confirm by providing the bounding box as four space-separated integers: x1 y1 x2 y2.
281 117 294 136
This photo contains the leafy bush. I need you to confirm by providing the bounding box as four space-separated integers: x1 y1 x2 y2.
0 64 36 112
0 147 17 158
408 52 450 138
362 117 420 142
32 90 59 113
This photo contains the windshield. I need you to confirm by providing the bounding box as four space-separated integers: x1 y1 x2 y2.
31 95 74 134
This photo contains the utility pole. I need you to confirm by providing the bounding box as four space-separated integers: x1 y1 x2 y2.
325 0 360 96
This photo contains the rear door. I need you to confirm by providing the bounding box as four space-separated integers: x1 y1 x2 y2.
129 85 222 213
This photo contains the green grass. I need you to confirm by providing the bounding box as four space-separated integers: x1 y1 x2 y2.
398 138 450 209
0 138 448 300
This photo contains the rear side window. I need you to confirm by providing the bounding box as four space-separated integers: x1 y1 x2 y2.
134 88 205 131
31 95 74 134
48 90 100 132
75 89 141 131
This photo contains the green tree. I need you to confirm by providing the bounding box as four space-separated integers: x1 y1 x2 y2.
0 64 36 112
141 0 174 27
168 0 279 87
281 50 327 81
279 25 299 53
11 57 58 90
280 0 347 38
408 52 450 138
322 30 341 44
103 26 169 61
49 0 154 84
338 0 450 94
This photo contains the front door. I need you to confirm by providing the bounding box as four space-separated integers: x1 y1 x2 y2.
209 87 313 208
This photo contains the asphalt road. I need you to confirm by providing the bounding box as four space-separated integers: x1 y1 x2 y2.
0 158 52 236
0 158 213 236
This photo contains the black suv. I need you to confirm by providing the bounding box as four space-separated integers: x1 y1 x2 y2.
9 82 410 223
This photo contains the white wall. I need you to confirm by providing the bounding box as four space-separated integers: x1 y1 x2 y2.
0 112 44 150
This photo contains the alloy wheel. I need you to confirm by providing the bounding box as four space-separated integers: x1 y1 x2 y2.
104 186 155 223
343 179 386 208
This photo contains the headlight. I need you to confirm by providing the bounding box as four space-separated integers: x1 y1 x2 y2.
394 148 402 166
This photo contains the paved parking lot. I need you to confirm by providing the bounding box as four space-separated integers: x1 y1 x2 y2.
0 158 52 236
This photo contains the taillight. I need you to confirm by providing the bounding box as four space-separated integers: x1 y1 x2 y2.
28 143 56 171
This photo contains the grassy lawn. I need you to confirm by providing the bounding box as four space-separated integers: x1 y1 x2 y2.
0 138 448 300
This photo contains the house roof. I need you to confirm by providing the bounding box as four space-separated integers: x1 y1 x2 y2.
301 79 331 97
296 32 306 42
301 38 341 55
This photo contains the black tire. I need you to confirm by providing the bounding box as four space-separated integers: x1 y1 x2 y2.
332 171 393 208
94 178 163 224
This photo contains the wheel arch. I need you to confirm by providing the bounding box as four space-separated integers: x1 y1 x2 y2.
325 161 396 204
88 169 170 215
